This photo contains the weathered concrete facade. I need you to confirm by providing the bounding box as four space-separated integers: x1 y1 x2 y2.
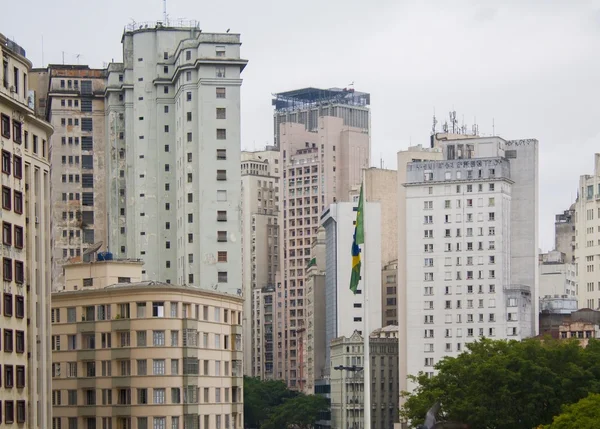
31 65 107 290
555 205 575 264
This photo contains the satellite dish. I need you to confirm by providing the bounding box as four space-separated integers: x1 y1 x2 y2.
83 241 103 257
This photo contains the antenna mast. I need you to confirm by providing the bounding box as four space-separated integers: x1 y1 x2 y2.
163 0 168 25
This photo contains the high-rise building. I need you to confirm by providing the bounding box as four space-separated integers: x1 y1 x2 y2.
105 21 247 294
575 154 600 310
1 33 53 429
329 326 399 429
402 135 538 393
31 65 107 290
240 149 280 377
555 205 575 264
321 202 382 379
381 260 398 326
274 87 370 388
51 258 244 429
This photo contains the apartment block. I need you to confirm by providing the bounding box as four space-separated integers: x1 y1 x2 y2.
403 135 538 393
321 202 382 378
240 149 280 377
382 260 398 326
539 250 577 299
31 65 107 290
1 33 53 429
575 153 600 310
105 21 247 294
555 205 575 264
51 258 244 429
275 87 370 388
329 326 399 429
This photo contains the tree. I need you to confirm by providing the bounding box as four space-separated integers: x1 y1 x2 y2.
542 393 600 429
401 337 600 429
244 377 297 428
261 394 329 429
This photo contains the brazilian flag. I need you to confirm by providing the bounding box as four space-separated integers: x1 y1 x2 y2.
350 184 364 294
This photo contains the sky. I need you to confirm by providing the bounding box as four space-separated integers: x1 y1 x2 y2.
3 0 600 251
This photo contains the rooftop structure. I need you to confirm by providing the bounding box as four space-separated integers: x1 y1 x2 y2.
272 87 370 112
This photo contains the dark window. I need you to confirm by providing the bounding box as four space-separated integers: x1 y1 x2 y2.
186 92 192 101
81 136 93 150
15 331 24 353
0 114 9 138
14 261 23 284
82 174 94 188
82 192 94 206
81 118 93 131
216 149 226 160
83 229 94 243
13 226 23 249
81 80 92 95
15 296 23 318
4 330 13 352
3 258 12 282
81 211 94 225
16 366 25 388
81 99 92 112
2 222 11 246
16 400 24 423
2 150 11 175
12 121 21 144
82 155 93 170
13 155 22 179
2 187 10 210
4 293 13 316
13 191 22 214
5 400 14 424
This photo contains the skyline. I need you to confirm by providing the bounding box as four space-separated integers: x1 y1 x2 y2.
3 0 600 250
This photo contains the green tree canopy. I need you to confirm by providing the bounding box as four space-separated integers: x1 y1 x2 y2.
541 393 600 429
244 376 328 429
401 337 600 429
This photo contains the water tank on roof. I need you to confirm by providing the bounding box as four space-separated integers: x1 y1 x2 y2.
97 252 114 261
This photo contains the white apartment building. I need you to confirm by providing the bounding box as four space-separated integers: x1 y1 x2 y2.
321 202 382 376
575 153 600 310
275 87 370 388
403 135 538 391
539 250 577 299
105 21 247 295
1 33 53 429
240 149 280 377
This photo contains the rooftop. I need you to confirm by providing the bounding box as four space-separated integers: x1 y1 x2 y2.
273 87 370 111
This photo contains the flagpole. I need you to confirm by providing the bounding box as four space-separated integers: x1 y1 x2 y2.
362 167 371 429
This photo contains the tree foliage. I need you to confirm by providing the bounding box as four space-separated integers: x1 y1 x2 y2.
244 376 328 429
401 337 600 429
541 393 600 429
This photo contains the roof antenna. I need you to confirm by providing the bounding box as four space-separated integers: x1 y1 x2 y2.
492 118 495 136
163 0 168 25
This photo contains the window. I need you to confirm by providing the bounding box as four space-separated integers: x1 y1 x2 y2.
217 169 227 180
218 251 227 262
13 155 21 178
186 112 192 121
217 231 227 242
186 91 192 101
14 261 23 284
153 359 166 375
216 129 226 140
217 149 226 160
153 330 165 346
2 150 10 175
218 272 228 283
216 107 226 119
3 257 12 281
152 302 165 317
1 114 10 138
14 191 22 214
216 87 226 98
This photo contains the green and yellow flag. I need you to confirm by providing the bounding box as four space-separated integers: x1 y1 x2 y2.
350 184 364 294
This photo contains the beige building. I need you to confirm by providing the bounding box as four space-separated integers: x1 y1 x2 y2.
1 33 53 429
330 326 399 429
51 258 244 429
31 65 107 290
304 227 326 394
364 168 398 265
275 87 371 388
575 153 600 310
240 149 280 377
558 320 599 347
555 205 575 264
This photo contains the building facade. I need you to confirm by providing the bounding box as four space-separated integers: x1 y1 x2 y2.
1 33 53 429
240 149 280 377
555 205 575 264
574 153 600 310
31 65 107 290
381 260 398 327
322 202 382 378
51 259 244 429
539 250 577 299
275 87 370 388
105 22 247 295
329 327 399 429
403 135 538 392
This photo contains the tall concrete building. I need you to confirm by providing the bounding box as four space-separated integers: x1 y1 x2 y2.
240 149 280 377
539 250 577 299
321 202 382 379
31 65 107 290
330 326 399 429
51 258 244 429
381 260 398 326
105 21 247 295
575 154 600 310
402 135 538 394
1 33 53 429
274 87 370 388
555 205 575 264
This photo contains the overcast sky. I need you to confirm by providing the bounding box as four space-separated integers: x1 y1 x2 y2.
3 0 600 251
